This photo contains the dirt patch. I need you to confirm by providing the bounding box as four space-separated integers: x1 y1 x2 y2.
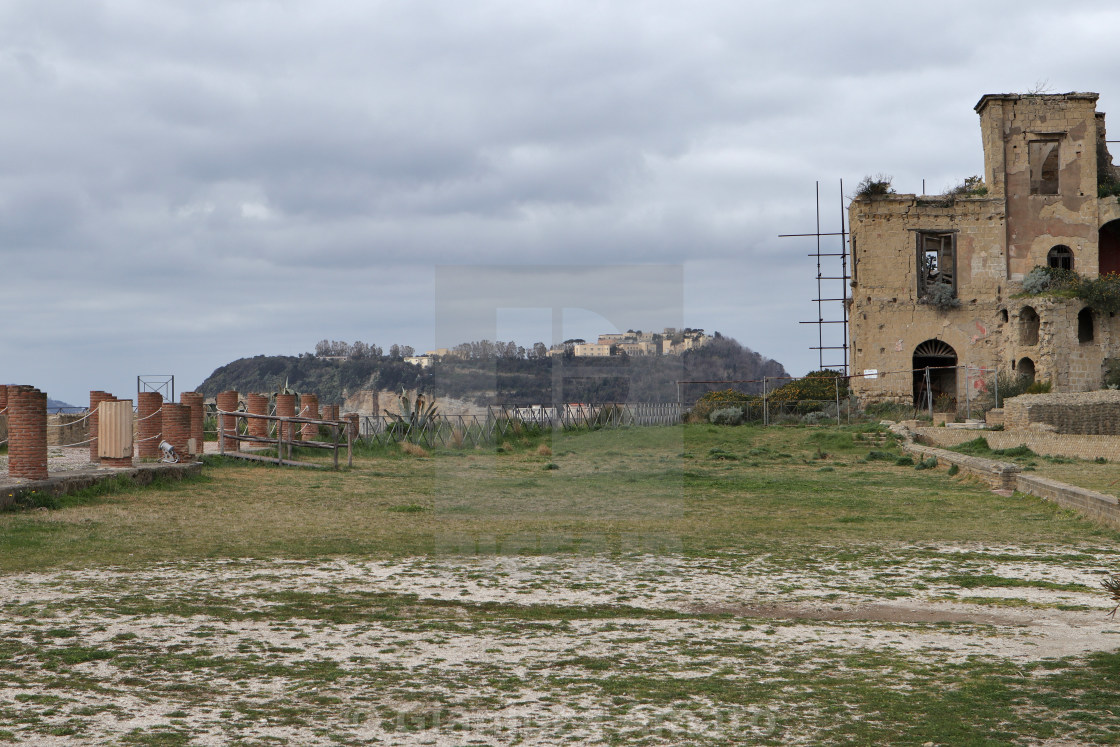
692 601 1024 626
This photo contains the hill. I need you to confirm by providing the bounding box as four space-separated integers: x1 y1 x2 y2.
196 337 787 406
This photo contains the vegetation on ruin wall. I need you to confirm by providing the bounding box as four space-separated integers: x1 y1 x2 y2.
197 336 787 406
767 370 849 403
1020 266 1120 314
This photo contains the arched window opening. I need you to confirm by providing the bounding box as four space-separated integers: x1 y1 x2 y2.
1018 357 1036 384
1000 309 1009 323
1079 308 1094 343
1048 245 1074 271
1020 306 1040 346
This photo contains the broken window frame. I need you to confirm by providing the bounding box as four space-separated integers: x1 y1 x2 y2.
1029 139 1061 195
916 230 957 298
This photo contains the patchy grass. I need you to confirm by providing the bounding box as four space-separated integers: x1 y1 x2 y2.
0 424 1119 744
0 425 1113 573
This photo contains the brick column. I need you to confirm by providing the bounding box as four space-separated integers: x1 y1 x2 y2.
0 385 8 446
216 390 240 451
301 393 319 441
275 393 296 441
137 392 163 459
8 386 48 480
99 397 134 468
322 404 339 422
247 393 269 440
180 392 205 456
161 403 191 462
343 412 360 440
88 390 113 464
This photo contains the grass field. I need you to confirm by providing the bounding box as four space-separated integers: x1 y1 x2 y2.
2 424 1120 744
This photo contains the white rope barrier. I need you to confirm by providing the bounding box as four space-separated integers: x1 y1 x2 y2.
55 438 94 448
44 406 97 426
135 433 164 442
135 407 163 423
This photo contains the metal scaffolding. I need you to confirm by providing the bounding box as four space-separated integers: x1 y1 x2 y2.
780 181 850 374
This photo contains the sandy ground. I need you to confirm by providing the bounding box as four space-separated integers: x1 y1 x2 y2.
1 548 1119 744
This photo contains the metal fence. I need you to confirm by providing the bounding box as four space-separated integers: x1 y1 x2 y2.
359 403 682 448
684 365 1005 426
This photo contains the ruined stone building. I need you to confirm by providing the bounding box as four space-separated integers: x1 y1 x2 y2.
848 92 1120 405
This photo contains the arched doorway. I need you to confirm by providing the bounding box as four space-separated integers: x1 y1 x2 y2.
1017 357 1036 384
1100 220 1120 275
913 339 958 409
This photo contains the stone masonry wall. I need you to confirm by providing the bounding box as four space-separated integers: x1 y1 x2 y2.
848 195 1005 403
1002 390 1120 434
917 423 1120 461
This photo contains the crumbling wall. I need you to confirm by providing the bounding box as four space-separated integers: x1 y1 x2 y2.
1002 390 1120 434
848 195 1005 402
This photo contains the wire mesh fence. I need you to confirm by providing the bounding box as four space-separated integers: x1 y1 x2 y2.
359 403 682 449
685 365 1006 426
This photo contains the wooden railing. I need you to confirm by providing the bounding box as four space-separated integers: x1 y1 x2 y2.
216 410 351 469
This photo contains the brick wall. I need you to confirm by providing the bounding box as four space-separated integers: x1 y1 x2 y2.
275 394 296 441
0 385 7 444
247 393 269 439
216 390 240 452
321 404 339 422
8 385 48 480
343 412 360 440
301 393 319 441
137 392 163 459
180 392 205 456
161 403 191 462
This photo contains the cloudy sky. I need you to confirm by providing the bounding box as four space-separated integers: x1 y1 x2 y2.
3 0 1119 404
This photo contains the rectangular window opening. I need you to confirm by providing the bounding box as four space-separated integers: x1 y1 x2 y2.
1030 140 1060 195
917 231 956 298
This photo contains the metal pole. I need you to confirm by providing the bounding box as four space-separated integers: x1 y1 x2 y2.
834 377 841 427
994 367 1000 409
965 366 971 420
218 412 225 456
925 367 933 419
762 377 768 426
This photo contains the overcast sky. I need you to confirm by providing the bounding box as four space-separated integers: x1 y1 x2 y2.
3 0 1119 404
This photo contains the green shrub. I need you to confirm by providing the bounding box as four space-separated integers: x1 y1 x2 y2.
691 389 756 421
946 175 988 197
768 371 848 406
854 174 894 199
1077 274 1120 314
919 283 961 310
947 464 960 476
914 457 939 470
895 456 914 466
1021 266 1078 295
709 408 744 426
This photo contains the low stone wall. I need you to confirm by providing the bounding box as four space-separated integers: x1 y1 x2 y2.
1003 390 1120 434
1015 473 1120 528
902 441 1021 491
915 427 1120 462
47 413 89 448
0 462 202 511
899 432 1120 530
